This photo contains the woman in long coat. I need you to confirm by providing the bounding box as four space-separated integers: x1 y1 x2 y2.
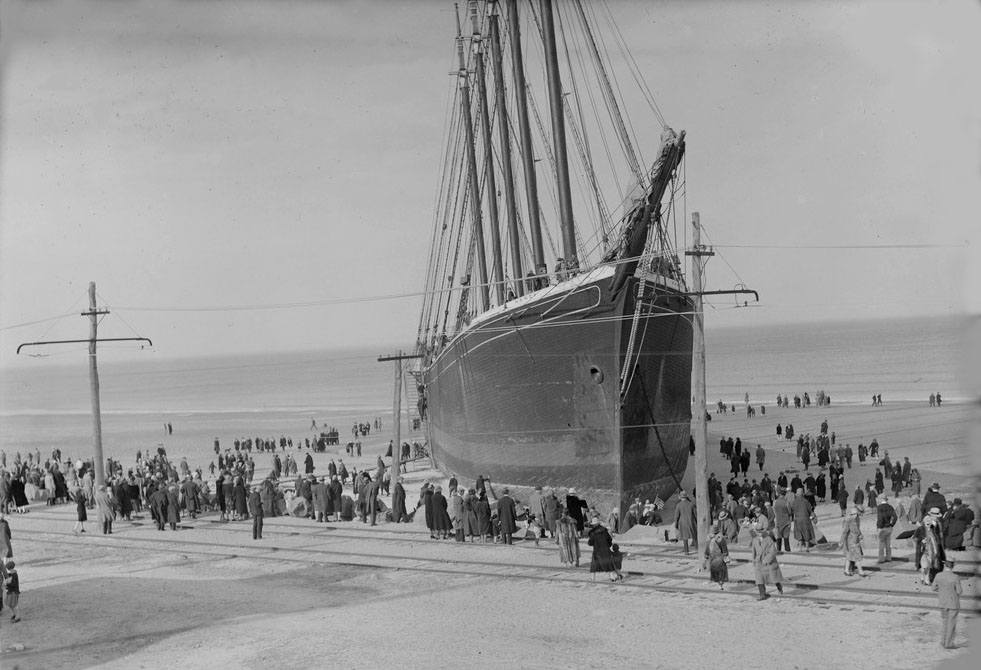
431 486 451 539
543 489 560 538
586 518 622 581
449 489 464 541
421 484 436 537
475 492 492 542
462 490 478 540
750 520 784 599
790 489 815 551
73 489 87 534
10 476 29 512
557 511 580 567
703 523 729 589
233 477 249 520
840 506 865 575
44 470 56 506
391 477 407 524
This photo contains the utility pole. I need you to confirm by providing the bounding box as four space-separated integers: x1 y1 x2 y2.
686 213 714 552
17 282 152 489
86 282 108 488
377 352 423 479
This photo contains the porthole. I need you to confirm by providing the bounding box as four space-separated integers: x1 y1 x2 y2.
590 365 604 384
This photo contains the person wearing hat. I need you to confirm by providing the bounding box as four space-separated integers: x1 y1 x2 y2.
841 507 867 576
703 523 730 590
932 558 962 648
944 498 973 551
674 490 697 555
875 496 898 563
717 510 739 544
750 518 784 599
915 509 946 585
922 483 947 518
587 515 623 581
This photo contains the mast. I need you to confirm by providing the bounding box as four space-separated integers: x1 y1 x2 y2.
470 2 505 305
488 6 523 297
504 0 545 274
456 5 490 312
572 0 643 186
539 0 577 271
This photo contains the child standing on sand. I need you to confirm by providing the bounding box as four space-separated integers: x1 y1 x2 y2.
5 560 20 622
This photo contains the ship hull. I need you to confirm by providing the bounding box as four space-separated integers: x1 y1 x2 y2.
422 268 693 515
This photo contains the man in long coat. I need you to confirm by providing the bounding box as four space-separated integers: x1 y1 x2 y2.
790 488 815 550
248 485 264 540
391 476 407 523
94 485 116 535
773 489 793 552
367 477 381 526
327 476 343 521
674 491 697 554
165 485 181 530
149 485 168 531
497 488 517 545
180 476 199 520
311 477 329 522
431 486 452 539
113 478 132 521
304 451 315 475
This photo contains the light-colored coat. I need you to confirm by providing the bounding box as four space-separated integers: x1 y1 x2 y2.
751 533 784 584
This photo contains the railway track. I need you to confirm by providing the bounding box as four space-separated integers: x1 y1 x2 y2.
18 510 979 613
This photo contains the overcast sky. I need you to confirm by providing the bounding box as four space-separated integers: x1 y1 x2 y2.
1 0 978 368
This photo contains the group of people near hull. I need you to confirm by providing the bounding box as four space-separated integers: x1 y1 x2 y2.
412 478 625 581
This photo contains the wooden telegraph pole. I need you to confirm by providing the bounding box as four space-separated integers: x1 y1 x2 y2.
377 352 423 477
686 213 714 550
86 282 108 488
17 281 152 489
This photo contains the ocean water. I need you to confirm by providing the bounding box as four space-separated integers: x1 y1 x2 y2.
702 315 970 407
0 315 971 465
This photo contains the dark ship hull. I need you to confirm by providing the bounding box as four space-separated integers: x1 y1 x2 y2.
422 266 693 514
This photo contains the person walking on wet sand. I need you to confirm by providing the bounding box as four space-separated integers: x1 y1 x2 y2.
933 558 962 649
751 519 784 599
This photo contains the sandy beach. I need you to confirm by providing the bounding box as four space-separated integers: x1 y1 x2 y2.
1 401 978 669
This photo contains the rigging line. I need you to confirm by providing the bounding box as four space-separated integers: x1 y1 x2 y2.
710 243 967 250
592 0 657 166
597 0 664 131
